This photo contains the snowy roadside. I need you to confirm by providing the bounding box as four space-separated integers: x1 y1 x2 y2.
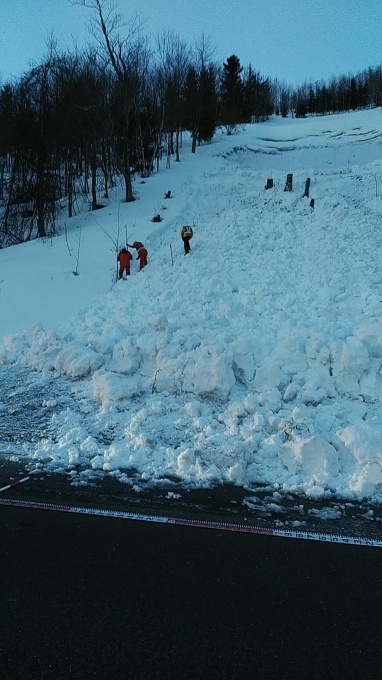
2 110 382 503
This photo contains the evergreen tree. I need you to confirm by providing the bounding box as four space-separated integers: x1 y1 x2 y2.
280 89 289 117
295 96 308 118
198 65 218 142
182 62 218 150
349 77 358 110
182 66 199 151
242 66 273 122
219 54 244 133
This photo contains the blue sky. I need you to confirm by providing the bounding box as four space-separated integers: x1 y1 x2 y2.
1 0 381 86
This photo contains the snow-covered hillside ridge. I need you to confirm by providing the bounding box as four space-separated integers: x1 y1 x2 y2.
2 109 382 500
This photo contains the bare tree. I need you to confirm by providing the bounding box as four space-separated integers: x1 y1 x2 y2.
71 0 144 202
0 44 60 245
54 50 112 214
156 30 190 162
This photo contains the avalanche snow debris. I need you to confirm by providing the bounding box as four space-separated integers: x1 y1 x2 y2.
2 110 382 500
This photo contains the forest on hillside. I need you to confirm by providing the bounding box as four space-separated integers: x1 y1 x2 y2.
0 0 381 248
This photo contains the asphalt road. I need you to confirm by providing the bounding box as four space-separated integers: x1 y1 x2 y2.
1 502 382 680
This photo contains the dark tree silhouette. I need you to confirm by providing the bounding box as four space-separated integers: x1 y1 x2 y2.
219 54 244 133
242 65 273 122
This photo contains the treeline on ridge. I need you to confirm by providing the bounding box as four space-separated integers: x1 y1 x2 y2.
0 1 381 248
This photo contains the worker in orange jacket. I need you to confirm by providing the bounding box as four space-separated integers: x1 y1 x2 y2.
117 247 133 278
128 241 148 270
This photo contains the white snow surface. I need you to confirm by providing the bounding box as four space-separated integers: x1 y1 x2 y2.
2 109 382 500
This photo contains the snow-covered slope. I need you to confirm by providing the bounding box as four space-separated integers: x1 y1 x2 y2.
2 109 382 500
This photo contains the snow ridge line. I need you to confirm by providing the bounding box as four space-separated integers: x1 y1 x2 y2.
0 497 381 547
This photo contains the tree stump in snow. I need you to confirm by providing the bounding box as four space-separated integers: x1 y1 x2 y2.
265 178 274 190
152 213 163 222
303 178 311 197
284 173 293 191
310 199 315 209
164 190 171 199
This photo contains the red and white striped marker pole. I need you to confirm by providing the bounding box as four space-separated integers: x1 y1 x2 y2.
0 477 29 494
0 477 381 548
0 496 381 548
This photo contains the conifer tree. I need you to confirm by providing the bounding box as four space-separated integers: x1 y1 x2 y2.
182 66 199 152
182 61 217 150
242 66 273 122
219 54 244 134
198 64 218 142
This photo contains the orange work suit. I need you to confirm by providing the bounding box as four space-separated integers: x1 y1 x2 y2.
117 249 133 277
136 246 148 270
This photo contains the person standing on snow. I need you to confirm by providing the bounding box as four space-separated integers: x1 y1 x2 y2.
128 241 148 270
117 246 133 278
181 225 193 254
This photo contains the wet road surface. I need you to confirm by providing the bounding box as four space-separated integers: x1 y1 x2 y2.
1 493 382 680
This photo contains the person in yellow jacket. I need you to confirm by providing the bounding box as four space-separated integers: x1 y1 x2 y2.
181 225 193 254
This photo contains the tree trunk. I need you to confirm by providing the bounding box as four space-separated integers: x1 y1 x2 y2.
67 163 74 218
121 150 134 202
36 153 46 238
91 151 98 210
100 139 109 198
166 134 171 168
284 173 293 191
175 128 180 162
191 130 197 154
0 161 4 200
